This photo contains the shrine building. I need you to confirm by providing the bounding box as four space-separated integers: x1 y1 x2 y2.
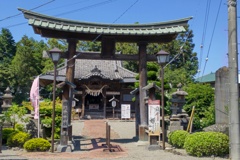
40 57 137 119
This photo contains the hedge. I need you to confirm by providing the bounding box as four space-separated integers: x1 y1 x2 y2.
168 130 189 148
184 132 229 157
24 138 51 152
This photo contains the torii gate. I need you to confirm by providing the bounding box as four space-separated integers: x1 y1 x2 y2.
19 8 191 148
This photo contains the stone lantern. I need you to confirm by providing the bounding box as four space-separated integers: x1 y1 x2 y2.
168 84 189 132
1 87 14 112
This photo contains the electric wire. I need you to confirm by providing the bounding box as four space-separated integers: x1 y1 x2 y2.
37 0 91 13
55 0 118 17
0 0 55 22
197 0 212 78
164 0 201 69
62 0 139 68
2 0 118 29
45 0 139 74
201 0 223 78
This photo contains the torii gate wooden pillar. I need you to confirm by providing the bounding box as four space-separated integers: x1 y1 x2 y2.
61 39 77 145
138 42 148 140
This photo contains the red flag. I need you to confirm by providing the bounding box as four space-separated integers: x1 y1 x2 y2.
30 76 39 119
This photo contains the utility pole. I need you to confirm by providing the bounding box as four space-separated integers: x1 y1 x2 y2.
228 0 240 159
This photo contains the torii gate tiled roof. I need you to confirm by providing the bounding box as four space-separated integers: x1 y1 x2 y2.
19 8 192 42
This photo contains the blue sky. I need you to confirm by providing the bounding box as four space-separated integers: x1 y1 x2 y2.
0 0 237 77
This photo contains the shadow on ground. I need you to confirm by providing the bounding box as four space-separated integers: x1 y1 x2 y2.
73 135 138 152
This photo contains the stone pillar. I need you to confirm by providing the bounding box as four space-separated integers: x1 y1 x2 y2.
138 42 148 141
215 67 229 124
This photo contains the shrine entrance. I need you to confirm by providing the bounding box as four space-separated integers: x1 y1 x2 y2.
19 8 191 143
85 94 103 111
84 94 104 119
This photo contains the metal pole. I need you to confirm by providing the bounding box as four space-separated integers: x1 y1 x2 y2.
161 65 165 150
228 0 240 159
51 62 57 153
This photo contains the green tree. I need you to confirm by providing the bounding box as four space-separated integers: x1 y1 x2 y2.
42 38 67 74
183 83 215 129
146 26 198 89
78 41 101 51
0 28 16 91
1 104 29 130
10 36 47 103
163 25 198 78
116 42 138 72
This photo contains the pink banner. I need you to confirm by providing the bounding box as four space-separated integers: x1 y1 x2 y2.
30 76 39 119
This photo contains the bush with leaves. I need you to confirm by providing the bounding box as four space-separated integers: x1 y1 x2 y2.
7 131 30 147
15 123 25 132
22 98 62 139
24 138 51 152
1 104 29 130
184 132 229 157
168 130 189 148
183 83 214 130
2 128 16 144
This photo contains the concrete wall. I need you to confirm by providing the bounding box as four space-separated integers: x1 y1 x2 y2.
215 66 229 124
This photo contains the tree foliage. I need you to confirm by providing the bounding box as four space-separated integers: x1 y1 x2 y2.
10 36 47 103
183 83 215 129
1 104 29 130
0 28 16 91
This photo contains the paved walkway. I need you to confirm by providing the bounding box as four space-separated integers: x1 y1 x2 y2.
0 120 229 160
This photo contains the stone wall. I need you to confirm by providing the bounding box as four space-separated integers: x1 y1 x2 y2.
215 67 229 124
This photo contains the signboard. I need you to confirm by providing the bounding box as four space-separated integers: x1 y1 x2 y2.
121 104 131 119
89 104 99 110
148 100 160 132
106 91 120 95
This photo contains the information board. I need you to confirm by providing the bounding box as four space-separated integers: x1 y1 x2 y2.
121 104 131 119
148 100 160 132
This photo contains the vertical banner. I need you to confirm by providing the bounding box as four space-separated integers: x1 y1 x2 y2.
121 104 131 119
30 76 40 119
148 100 160 132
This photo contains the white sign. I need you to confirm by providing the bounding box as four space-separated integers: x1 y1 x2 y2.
148 100 160 132
121 104 131 119
112 101 116 107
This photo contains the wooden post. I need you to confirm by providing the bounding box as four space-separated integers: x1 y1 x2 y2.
81 90 86 118
103 90 107 119
138 42 148 141
61 38 77 142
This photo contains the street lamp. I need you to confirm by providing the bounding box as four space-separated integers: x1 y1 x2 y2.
48 47 61 153
156 50 170 150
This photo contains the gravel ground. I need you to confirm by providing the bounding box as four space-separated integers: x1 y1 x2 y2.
0 119 229 160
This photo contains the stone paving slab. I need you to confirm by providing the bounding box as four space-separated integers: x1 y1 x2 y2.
0 119 229 160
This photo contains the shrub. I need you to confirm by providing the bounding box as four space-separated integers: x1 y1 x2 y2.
7 131 30 147
184 132 229 157
24 138 51 152
2 128 15 144
15 123 25 132
168 130 189 148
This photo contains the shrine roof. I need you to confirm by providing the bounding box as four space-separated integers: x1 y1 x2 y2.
39 57 137 86
66 58 137 81
19 8 192 42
